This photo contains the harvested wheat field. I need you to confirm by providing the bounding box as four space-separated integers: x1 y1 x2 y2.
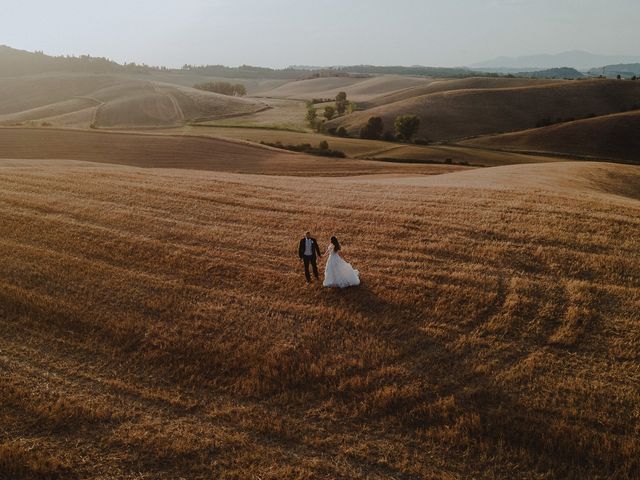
462 109 640 163
256 75 434 102
197 98 310 131
0 127 465 176
365 76 563 108
327 79 640 142
0 74 266 128
167 127 563 167
365 144 563 166
1 158 639 479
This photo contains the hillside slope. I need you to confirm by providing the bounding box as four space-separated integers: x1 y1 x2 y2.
0 74 266 128
0 160 638 479
351 161 640 199
255 75 434 101
366 76 562 107
0 127 464 176
327 79 640 142
461 110 640 163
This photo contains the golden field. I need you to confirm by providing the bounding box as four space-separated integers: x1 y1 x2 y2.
1 156 639 479
463 109 640 163
364 77 562 108
327 79 640 142
0 74 266 128
167 125 562 167
0 127 467 176
254 75 434 102
1 53 640 479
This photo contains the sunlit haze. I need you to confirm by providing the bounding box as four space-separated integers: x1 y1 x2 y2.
3 0 639 67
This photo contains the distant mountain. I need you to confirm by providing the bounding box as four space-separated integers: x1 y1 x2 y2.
471 50 640 70
517 67 584 79
587 63 640 78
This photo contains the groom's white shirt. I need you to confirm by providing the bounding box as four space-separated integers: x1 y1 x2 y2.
304 238 313 256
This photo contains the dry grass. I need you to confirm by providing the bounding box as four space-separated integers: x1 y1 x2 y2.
0 74 118 115
255 75 434 102
167 126 563 167
0 158 639 479
367 144 562 166
196 98 310 131
343 161 640 203
328 79 640 142
174 125 400 156
366 76 563 107
0 127 467 176
124 72 289 95
462 109 640 163
0 74 266 128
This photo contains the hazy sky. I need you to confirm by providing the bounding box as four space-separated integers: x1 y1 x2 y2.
2 0 638 67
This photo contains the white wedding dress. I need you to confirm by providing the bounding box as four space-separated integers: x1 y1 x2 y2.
323 244 360 288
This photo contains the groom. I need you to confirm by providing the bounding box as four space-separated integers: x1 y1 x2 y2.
298 231 322 284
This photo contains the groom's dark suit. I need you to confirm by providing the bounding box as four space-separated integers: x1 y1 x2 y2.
298 237 322 282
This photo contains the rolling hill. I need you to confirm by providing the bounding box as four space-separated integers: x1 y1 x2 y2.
0 127 465 176
589 63 640 78
0 44 135 76
255 75 434 101
0 158 638 479
462 109 640 163
364 76 563 107
0 74 266 128
352 161 640 199
326 79 640 142
516 67 584 79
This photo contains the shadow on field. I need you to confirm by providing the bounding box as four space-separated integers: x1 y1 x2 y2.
311 273 631 477
318 280 390 315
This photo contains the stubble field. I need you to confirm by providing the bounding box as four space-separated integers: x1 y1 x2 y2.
1 158 639 479
0 128 467 176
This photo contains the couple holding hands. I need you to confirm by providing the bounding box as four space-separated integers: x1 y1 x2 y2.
298 231 360 288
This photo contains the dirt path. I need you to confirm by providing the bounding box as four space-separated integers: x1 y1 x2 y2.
354 144 404 158
150 82 185 124
70 95 106 127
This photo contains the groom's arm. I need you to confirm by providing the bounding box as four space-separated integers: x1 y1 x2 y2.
298 240 304 259
314 240 322 257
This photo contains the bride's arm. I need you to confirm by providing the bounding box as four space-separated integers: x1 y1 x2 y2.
323 244 333 257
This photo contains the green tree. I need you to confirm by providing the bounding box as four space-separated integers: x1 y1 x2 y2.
193 81 247 96
305 106 318 128
394 115 421 141
359 116 384 140
336 91 348 115
323 106 336 121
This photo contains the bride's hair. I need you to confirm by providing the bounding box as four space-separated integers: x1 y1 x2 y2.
330 236 341 251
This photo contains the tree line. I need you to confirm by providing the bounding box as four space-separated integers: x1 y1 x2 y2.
193 81 247 96
359 115 421 142
306 90 422 143
305 91 356 132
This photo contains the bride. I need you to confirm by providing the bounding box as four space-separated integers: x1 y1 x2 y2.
323 236 360 288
